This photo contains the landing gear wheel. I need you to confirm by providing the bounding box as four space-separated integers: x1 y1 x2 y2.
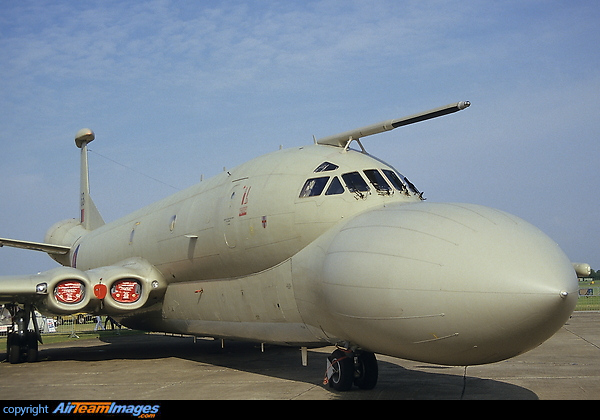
325 349 380 391
5 305 41 364
354 352 378 390
327 349 354 391
26 333 39 363
6 331 39 364
7 333 21 364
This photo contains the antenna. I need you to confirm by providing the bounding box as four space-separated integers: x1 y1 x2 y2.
317 101 470 148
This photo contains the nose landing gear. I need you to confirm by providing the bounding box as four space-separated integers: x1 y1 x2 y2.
325 348 378 391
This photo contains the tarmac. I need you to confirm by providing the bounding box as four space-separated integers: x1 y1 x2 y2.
0 311 598 400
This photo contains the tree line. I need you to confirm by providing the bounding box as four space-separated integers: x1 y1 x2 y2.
587 268 600 280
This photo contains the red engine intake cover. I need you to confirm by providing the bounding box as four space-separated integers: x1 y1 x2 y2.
54 280 85 304
110 280 141 303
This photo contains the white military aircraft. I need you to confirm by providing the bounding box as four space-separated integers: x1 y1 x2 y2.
0 102 586 391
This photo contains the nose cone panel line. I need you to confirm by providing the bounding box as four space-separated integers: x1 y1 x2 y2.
319 202 578 366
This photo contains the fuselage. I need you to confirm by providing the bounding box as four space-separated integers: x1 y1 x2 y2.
50 143 578 366
71 144 420 278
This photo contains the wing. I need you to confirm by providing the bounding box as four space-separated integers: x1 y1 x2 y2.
0 237 70 255
0 274 49 307
0 257 167 364
0 267 88 308
0 258 166 315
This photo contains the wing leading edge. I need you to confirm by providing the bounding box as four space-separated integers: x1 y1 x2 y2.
0 237 70 255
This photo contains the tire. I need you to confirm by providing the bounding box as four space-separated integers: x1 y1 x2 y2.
354 352 378 390
8 335 22 364
8 344 21 364
327 349 354 391
7 333 22 364
26 334 38 363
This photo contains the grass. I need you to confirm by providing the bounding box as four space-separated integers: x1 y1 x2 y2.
575 296 600 311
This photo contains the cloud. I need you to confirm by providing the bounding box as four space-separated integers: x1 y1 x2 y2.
1 0 599 274
1 1 491 96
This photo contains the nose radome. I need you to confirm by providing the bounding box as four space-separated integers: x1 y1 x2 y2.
321 202 578 366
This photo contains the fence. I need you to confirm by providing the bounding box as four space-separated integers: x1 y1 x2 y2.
0 314 125 338
576 279 600 311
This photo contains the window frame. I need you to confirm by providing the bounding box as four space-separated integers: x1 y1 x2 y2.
363 169 393 195
299 176 330 198
382 169 408 194
341 171 370 194
325 176 345 196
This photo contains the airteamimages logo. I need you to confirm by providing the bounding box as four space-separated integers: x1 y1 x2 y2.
52 402 160 417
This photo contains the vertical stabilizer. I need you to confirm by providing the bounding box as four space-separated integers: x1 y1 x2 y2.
75 128 105 231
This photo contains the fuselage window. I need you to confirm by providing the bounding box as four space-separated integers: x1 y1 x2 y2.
299 176 330 198
325 176 345 195
364 169 392 195
382 169 408 194
314 162 339 172
342 172 370 193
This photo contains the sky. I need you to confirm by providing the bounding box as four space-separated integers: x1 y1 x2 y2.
1 0 599 275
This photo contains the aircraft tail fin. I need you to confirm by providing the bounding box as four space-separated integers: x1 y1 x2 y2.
84 195 105 231
75 128 105 231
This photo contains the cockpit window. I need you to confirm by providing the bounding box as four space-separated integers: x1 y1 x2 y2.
325 176 345 195
382 169 408 194
404 177 421 196
299 176 329 197
363 169 392 194
342 172 370 193
314 162 339 173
